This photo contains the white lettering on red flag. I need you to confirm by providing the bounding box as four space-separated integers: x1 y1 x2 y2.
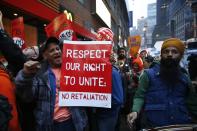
11 17 26 49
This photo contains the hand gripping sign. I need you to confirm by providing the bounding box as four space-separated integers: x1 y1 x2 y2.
59 41 112 108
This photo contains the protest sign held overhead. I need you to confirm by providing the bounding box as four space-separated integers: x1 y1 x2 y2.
45 13 77 41
11 17 26 49
59 40 112 108
128 35 141 57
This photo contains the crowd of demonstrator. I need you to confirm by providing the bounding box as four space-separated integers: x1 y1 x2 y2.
0 10 197 131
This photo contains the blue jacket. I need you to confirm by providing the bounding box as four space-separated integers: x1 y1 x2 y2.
144 64 191 127
96 66 124 118
15 62 87 131
112 66 124 106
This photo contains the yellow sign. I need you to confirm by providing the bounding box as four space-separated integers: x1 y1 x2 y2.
128 35 141 57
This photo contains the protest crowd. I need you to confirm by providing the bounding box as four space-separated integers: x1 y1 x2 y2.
0 8 197 131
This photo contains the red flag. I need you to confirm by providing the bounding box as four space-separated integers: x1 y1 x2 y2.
11 17 26 49
45 13 77 40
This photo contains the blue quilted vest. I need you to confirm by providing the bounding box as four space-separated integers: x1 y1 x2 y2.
144 64 191 127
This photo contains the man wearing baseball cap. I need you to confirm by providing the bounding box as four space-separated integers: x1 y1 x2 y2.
127 38 191 129
15 36 87 131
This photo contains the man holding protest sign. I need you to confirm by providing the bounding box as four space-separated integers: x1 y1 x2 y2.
15 37 87 131
0 10 27 131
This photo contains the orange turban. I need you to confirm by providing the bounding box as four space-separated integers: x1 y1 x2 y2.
132 56 143 72
161 38 185 55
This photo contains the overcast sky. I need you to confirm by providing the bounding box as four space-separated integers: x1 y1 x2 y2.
126 0 156 27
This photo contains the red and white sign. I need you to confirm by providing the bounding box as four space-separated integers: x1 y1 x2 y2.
45 13 77 40
59 41 112 108
11 17 26 49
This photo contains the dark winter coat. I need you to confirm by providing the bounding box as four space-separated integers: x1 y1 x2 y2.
15 62 87 131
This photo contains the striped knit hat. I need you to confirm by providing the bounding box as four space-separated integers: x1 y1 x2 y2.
96 27 114 41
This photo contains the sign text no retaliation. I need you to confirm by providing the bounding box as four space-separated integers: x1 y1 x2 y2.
62 92 108 101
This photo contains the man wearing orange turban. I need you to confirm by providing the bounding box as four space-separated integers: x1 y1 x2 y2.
161 38 185 56
127 38 192 129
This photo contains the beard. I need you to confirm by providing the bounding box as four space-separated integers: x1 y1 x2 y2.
160 57 181 83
